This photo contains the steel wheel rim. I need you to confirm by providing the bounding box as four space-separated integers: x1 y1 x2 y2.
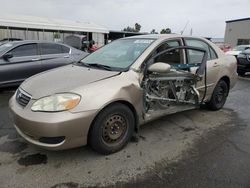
102 114 128 144
215 84 226 104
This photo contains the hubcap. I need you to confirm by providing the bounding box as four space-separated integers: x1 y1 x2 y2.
102 114 127 144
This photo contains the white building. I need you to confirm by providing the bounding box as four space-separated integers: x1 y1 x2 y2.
224 18 250 47
0 14 109 47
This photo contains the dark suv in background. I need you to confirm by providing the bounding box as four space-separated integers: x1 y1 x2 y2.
237 49 250 76
0 41 88 88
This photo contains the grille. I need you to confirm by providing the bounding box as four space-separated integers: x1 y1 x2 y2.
16 89 31 107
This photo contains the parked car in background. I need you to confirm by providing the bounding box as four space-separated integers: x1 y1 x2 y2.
64 34 88 50
0 38 22 46
237 49 250 76
9 34 237 154
0 40 88 88
64 35 98 53
217 43 231 53
226 45 250 57
0 38 22 41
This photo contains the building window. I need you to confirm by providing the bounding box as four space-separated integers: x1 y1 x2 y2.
237 39 250 45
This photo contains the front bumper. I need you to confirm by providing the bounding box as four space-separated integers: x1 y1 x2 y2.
237 58 250 72
9 95 97 150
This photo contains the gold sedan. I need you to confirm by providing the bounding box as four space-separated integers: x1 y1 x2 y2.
9 34 237 154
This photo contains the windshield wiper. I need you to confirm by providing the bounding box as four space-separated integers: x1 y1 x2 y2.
76 62 115 71
86 63 113 71
75 61 91 67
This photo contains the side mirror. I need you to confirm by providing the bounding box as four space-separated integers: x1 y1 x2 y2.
148 62 171 73
2 53 13 60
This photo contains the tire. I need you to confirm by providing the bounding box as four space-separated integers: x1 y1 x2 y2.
89 103 135 154
206 80 229 111
238 71 245 77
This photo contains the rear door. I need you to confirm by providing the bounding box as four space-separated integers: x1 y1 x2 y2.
184 38 220 96
39 43 73 71
0 43 42 87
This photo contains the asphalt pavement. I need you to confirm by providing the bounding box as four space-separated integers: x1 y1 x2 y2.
0 76 250 188
126 75 250 188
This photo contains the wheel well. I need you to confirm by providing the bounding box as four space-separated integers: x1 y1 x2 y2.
87 101 139 143
116 101 139 132
220 76 230 90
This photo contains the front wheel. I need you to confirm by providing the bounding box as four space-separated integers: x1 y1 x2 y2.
89 103 135 154
206 80 229 110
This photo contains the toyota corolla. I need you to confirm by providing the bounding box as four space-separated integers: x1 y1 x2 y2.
9 34 237 154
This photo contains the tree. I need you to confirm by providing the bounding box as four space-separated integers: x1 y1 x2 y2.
150 29 158 34
160 28 172 34
123 26 135 32
53 32 61 39
123 23 141 32
135 23 141 32
165 28 171 34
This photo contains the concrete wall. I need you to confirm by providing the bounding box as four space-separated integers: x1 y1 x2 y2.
92 32 105 47
0 28 105 46
0 28 55 41
224 19 250 47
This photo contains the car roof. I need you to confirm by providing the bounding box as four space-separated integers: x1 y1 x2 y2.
123 34 183 40
6 40 69 46
122 34 210 42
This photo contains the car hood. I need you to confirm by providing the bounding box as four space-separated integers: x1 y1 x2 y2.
21 64 120 99
225 51 241 56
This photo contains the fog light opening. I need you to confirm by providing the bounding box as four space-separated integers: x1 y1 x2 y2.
39 136 65 144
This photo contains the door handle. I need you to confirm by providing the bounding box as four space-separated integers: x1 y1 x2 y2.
31 58 40 61
64 55 70 58
213 62 219 67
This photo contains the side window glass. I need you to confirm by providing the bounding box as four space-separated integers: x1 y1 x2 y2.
185 39 211 64
154 40 182 65
10 44 38 57
62 45 70 53
210 47 217 60
40 43 63 55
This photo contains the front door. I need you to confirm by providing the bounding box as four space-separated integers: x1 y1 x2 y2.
0 43 42 87
142 40 208 122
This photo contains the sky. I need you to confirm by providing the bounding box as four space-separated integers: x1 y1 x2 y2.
0 0 249 38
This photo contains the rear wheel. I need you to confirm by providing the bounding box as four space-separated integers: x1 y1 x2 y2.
206 80 229 110
89 103 135 154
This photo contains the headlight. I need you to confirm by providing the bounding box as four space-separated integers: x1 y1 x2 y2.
31 93 81 112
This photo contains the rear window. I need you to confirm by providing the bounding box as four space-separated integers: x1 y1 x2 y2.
62 45 70 53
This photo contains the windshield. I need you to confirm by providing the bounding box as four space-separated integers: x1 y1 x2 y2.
233 45 250 51
80 38 154 70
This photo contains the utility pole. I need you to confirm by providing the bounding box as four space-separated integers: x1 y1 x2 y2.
190 28 193 36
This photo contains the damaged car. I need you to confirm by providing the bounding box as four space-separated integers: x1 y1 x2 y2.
9 34 237 154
